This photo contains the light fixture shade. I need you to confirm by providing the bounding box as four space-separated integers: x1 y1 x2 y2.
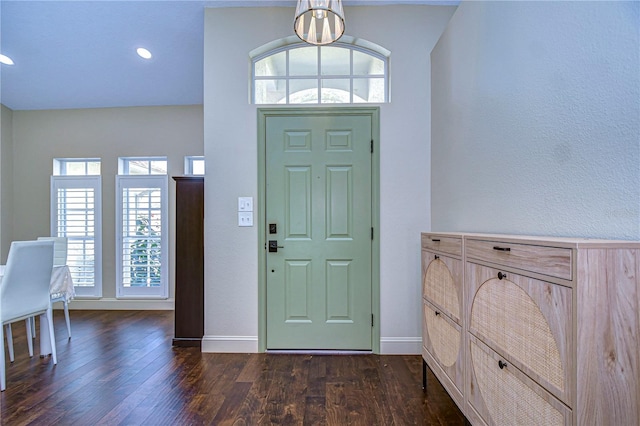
294 0 345 46
0 54 15 65
136 47 153 59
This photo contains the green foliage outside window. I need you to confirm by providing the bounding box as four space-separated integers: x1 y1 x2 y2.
130 216 161 286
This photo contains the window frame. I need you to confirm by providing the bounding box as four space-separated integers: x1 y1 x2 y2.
50 175 103 298
53 157 101 176
252 42 389 105
118 157 168 175
184 156 205 175
115 174 169 299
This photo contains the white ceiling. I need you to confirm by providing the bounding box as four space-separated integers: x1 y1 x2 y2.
0 0 457 111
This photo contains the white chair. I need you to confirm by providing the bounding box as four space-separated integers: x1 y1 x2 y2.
37 236 71 338
37 237 67 267
0 240 57 391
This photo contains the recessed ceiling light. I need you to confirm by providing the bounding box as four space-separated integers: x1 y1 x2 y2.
0 54 15 65
136 48 152 60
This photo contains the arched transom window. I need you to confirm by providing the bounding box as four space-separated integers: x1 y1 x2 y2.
252 42 388 104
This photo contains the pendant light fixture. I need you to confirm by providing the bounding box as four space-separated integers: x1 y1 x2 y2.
294 0 345 46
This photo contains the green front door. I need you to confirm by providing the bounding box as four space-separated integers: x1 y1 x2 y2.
265 111 373 350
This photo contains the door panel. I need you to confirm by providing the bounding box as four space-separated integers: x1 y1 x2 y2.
326 260 353 322
285 260 312 322
286 167 311 238
326 166 352 238
266 113 372 350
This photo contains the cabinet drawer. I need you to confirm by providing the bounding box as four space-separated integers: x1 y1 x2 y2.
466 238 572 280
468 263 573 405
421 233 462 257
468 336 572 426
423 300 463 396
422 252 463 324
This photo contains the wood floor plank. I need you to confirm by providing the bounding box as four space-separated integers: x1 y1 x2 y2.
303 395 327 425
306 354 327 397
235 352 264 383
0 310 466 425
356 357 395 425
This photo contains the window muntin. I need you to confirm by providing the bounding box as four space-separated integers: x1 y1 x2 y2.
116 157 168 299
51 162 103 298
253 43 388 105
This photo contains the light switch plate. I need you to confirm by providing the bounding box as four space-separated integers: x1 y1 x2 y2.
238 197 253 212
238 211 253 227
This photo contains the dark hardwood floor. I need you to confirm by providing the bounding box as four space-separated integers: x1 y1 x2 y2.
1 310 464 425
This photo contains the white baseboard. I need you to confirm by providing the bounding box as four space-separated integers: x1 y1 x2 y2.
202 335 258 353
380 337 421 355
60 298 175 310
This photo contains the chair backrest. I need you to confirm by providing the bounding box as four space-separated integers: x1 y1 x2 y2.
37 236 67 266
1 240 54 323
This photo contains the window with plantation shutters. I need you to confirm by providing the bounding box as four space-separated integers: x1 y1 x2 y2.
116 158 168 298
51 172 103 298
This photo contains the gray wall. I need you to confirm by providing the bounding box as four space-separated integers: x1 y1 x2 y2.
431 1 640 240
204 5 456 353
0 104 14 262
9 105 204 307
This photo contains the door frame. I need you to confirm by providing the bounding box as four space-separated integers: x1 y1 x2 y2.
257 107 380 353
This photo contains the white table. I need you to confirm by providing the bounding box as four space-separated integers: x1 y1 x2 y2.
0 265 75 356
49 265 76 303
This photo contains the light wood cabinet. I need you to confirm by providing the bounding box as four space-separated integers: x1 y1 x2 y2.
421 233 465 411
421 232 640 426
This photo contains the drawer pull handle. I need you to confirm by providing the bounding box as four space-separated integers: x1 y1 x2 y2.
434 255 439 260
498 272 507 280
431 239 441 242
493 246 511 252
498 360 507 369
435 311 440 316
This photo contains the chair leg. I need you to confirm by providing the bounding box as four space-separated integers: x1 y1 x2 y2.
5 324 14 363
31 316 36 338
25 318 34 357
63 301 71 339
46 307 57 365
1 323 6 391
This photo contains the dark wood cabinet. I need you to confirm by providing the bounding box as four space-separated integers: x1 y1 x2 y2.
172 176 204 347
